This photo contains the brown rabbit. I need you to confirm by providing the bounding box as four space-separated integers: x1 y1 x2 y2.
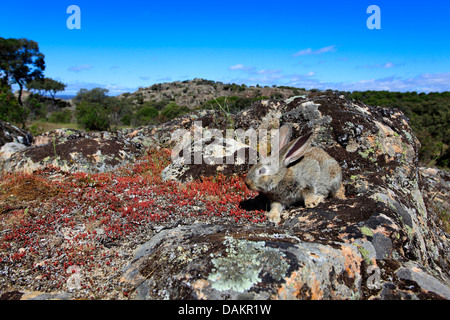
245 125 345 224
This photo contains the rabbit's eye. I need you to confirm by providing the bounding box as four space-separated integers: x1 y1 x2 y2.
259 167 267 175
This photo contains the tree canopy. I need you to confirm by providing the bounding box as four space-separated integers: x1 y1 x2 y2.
27 78 66 101
0 37 45 105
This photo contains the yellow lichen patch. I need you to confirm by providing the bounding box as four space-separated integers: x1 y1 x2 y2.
341 245 362 279
310 276 324 300
192 279 209 300
274 271 304 300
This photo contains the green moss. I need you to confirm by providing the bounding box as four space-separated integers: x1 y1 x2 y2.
357 246 372 264
358 148 377 162
360 226 374 237
207 237 289 292
405 225 414 238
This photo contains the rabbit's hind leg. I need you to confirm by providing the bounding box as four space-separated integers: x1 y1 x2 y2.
304 193 325 208
334 183 346 200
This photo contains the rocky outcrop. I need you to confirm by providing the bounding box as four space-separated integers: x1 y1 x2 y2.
122 78 302 108
0 127 157 173
122 93 450 300
0 92 448 300
0 121 32 147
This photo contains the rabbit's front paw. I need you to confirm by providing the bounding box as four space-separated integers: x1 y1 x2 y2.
266 202 283 224
266 211 281 224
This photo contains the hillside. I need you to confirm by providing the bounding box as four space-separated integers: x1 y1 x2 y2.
120 78 305 109
118 79 448 168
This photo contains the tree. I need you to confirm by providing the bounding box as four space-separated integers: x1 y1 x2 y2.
27 78 66 102
0 38 45 106
105 96 133 126
161 102 189 120
133 106 159 126
44 78 66 102
26 78 46 96
73 87 109 104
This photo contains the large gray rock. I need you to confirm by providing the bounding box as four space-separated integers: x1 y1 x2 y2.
122 224 366 300
117 93 450 300
0 120 33 147
0 127 151 173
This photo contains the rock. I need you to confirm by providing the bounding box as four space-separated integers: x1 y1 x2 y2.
0 142 27 160
419 166 450 224
121 224 365 299
395 262 450 299
0 120 33 147
161 136 256 182
20 291 72 300
121 92 449 300
0 127 147 173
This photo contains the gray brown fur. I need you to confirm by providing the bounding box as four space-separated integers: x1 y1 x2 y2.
245 125 345 224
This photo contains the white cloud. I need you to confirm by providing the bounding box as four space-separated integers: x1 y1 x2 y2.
359 62 397 69
314 45 336 54
229 68 450 93
383 62 395 69
68 64 93 72
293 45 336 57
229 64 245 70
229 64 280 75
296 73 450 92
293 48 312 56
256 69 281 75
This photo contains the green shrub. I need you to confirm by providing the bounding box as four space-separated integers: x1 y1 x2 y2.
48 109 72 123
133 106 159 126
76 101 110 131
199 96 253 113
161 102 190 120
0 85 27 124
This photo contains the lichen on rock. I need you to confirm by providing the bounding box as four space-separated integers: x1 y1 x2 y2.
207 237 289 292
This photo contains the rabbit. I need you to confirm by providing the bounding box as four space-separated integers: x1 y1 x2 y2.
245 125 346 224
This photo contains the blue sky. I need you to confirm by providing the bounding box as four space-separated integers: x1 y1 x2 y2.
1 0 449 95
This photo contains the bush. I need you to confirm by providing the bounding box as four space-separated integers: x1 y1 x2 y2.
76 101 110 131
133 106 159 126
24 94 46 120
48 109 72 123
106 96 133 126
199 96 253 113
161 102 190 120
0 85 27 125
348 90 450 168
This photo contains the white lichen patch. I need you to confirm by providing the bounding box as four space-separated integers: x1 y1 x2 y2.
207 237 289 292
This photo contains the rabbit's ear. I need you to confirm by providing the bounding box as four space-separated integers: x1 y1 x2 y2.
267 125 292 157
278 125 292 150
283 132 313 166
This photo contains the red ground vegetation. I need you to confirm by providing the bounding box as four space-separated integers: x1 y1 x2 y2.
0 148 264 297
